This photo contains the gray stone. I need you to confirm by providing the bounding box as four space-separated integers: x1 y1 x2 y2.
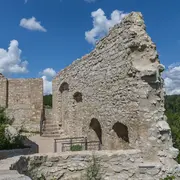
4 125 19 143
157 121 171 132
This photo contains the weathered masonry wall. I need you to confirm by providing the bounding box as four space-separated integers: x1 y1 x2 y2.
0 74 8 108
7 78 43 132
52 11 175 162
11 150 180 180
0 76 43 132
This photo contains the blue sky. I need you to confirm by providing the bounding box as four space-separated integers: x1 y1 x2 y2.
0 0 180 94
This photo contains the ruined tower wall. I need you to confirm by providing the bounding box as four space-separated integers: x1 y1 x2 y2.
53 12 177 162
6 78 43 132
0 75 8 108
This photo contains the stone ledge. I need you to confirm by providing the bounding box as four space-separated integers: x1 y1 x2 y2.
24 149 141 157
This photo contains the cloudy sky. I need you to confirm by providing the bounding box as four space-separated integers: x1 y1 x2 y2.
0 0 179 94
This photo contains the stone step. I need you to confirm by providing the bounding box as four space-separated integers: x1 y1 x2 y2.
42 131 59 134
43 121 57 125
43 127 59 131
0 170 31 180
44 118 53 121
43 124 58 128
0 156 20 170
0 170 19 175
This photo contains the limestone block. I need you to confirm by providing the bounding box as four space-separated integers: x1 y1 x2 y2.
4 125 20 144
168 147 179 159
157 121 171 132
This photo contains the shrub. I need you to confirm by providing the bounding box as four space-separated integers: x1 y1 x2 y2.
0 124 25 150
165 95 180 163
0 107 12 125
70 144 83 151
43 95 52 108
0 107 25 150
0 124 10 150
86 155 101 180
160 175 175 180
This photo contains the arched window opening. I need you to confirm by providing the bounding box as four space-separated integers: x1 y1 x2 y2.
90 118 102 144
112 122 129 143
73 92 82 102
59 82 69 93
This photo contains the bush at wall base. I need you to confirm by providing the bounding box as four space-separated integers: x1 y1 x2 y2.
0 124 25 150
160 175 175 180
70 145 83 151
0 107 25 150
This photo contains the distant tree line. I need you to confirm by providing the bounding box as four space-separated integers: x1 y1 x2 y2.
165 95 180 163
43 94 52 108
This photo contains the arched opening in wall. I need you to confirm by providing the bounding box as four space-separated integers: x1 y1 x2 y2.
90 118 102 144
73 92 82 102
59 82 69 93
112 122 129 143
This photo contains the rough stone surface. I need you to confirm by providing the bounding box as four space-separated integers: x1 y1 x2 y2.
5 125 19 143
0 78 43 132
0 157 31 180
9 151 180 180
0 11 179 179
52 11 175 160
0 74 8 108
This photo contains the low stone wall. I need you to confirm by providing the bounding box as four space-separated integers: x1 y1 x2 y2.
10 150 180 180
0 147 36 160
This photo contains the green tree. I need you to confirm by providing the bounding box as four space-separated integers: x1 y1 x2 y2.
165 95 180 163
43 94 52 108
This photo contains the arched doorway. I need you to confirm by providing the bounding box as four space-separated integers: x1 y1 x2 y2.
112 122 129 143
90 118 102 144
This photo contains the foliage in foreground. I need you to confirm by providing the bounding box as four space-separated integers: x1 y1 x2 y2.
0 107 25 150
85 155 101 180
0 107 12 125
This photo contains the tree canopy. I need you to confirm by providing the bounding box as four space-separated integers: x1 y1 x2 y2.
165 95 180 163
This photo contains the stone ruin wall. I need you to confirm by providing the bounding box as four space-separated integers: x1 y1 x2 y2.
0 75 43 132
11 150 180 180
52 12 178 163
0 74 8 108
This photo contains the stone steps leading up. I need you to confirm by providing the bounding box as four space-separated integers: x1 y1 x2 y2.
42 119 60 137
42 130 59 134
43 120 56 125
0 170 31 180
0 157 31 180
43 129 59 132
43 123 58 127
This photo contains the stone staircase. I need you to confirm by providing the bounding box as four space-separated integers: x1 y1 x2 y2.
41 108 60 137
0 170 31 180
0 157 31 180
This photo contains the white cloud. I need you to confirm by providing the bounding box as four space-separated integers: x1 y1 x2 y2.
20 17 47 32
163 63 180 95
42 68 56 79
24 0 28 4
85 9 127 44
0 40 28 75
41 68 56 95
